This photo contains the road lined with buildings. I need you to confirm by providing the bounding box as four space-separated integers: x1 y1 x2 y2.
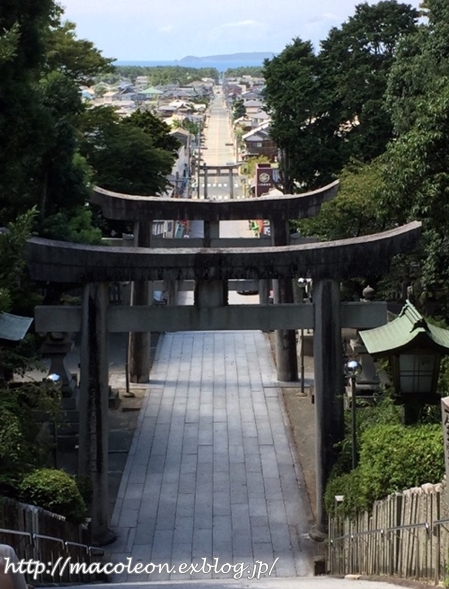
197 92 241 201
102 86 317 581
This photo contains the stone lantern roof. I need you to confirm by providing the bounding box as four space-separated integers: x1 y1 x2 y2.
0 311 33 341
359 300 449 358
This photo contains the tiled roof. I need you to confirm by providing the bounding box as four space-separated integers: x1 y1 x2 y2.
360 300 449 356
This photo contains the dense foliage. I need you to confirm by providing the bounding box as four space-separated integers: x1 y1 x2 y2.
224 66 264 77
263 38 331 192
113 65 219 84
0 2 181 240
20 468 87 523
325 423 444 517
283 0 449 313
78 106 174 196
262 1 419 192
0 382 61 492
232 98 246 120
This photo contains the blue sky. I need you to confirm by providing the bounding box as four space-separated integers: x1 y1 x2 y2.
58 0 422 62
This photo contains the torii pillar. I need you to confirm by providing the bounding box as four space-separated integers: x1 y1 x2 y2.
310 278 345 539
271 217 298 381
78 282 113 545
129 220 153 382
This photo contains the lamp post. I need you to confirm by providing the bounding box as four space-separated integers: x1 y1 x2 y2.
45 373 62 468
298 278 307 394
345 360 362 469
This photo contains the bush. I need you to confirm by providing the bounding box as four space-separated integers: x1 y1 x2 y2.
330 393 402 479
358 423 444 506
324 470 364 517
0 382 61 482
325 423 444 518
19 469 87 524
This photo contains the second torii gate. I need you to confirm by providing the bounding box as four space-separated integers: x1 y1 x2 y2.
91 180 341 384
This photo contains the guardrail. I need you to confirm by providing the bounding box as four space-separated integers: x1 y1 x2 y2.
0 497 105 585
0 527 104 585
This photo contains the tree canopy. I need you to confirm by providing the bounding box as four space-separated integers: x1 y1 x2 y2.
262 38 333 192
262 1 419 193
79 106 174 196
113 65 219 85
0 1 181 243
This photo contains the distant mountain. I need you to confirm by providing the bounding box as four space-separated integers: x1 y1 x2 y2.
178 52 276 63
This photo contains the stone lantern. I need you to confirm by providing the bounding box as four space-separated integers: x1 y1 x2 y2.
359 300 449 423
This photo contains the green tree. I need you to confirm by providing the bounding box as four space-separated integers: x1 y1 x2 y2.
43 17 114 85
224 66 264 77
36 71 87 218
172 118 200 137
113 65 219 85
232 98 246 120
240 156 271 178
124 109 180 156
79 106 174 196
378 0 449 309
0 0 55 221
0 208 40 315
386 0 449 136
0 383 61 491
0 209 44 383
298 158 386 241
380 81 449 301
0 1 113 243
263 38 336 192
0 22 20 62
318 0 419 164
326 424 444 518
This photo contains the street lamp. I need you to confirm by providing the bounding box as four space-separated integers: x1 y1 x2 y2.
45 373 62 390
345 360 362 469
45 373 62 468
298 278 307 393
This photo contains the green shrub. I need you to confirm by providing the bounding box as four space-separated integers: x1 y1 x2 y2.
324 470 365 517
358 423 444 506
356 393 402 434
19 469 87 524
325 423 444 518
0 382 61 482
331 393 402 479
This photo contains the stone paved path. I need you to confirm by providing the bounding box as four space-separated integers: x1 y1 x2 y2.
108 330 314 583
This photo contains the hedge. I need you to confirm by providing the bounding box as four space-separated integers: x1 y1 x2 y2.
325 423 444 517
19 468 87 524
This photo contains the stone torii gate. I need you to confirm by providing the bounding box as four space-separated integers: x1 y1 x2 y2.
91 181 341 385
26 210 421 544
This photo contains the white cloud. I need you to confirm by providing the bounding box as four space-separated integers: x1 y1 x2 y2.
220 20 265 29
159 25 174 33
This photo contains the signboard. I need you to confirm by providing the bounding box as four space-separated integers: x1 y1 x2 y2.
256 164 274 197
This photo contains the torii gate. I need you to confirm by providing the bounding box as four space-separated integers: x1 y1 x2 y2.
90 181 341 384
26 184 421 544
